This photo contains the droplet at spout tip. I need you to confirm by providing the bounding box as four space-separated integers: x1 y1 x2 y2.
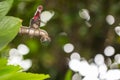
40 37 51 46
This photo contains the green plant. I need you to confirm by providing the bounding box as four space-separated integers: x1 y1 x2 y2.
0 59 50 80
0 0 21 50
0 0 50 80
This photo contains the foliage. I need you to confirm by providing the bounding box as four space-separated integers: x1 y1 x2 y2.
0 0 13 17
64 70 72 80
0 16 21 51
0 0 50 80
0 59 50 80
0 0 21 50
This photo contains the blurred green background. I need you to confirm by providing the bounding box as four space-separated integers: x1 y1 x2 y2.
1 0 120 80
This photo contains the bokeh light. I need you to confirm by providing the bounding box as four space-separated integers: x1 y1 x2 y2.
70 52 81 60
68 59 81 72
63 43 74 53
79 9 90 21
78 60 90 76
104 46 115 56
40 11 54 27
115 26 120 36
19 59 32 71
8 44 32 71
106 15 115 25
94 54 104 66
110 62 119 69
83 75 99 80
105 58 112 66
98 64 107 75
72 73 82 80
87 64 99 77
17 44 29 55
114 54 120 63
105 69 120 80
68 47 120 80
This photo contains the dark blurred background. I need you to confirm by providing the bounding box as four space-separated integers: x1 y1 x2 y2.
7 0 120 80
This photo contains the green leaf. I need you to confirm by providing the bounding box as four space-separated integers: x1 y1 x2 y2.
64 69 72 80
0 0 13 17
0 59 50 80
0 72 50 80
0 16 22 50
6 73 50 80
0 65 21 77
0 59 21 76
